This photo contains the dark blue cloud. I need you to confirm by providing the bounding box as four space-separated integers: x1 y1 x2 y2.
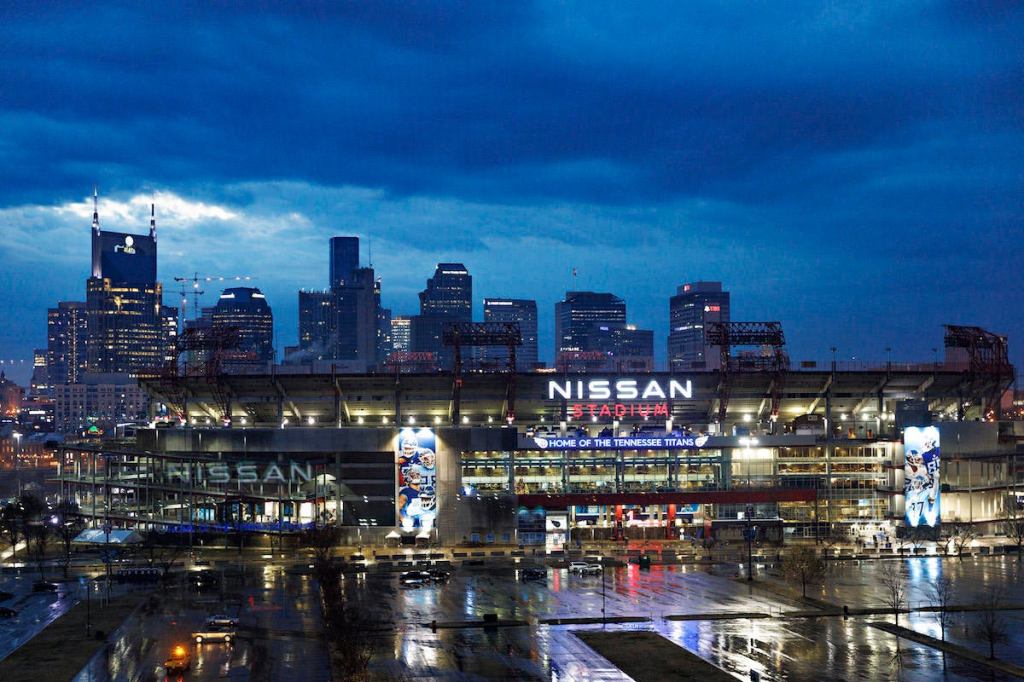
0 1 1022 380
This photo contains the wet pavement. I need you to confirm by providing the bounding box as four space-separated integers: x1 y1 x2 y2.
344 558 1023 680
28 554 1024 680
71 565 330 682
0 569 137 663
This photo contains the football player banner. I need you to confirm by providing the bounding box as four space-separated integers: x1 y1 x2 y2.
396 428 437 532
904 426 940 528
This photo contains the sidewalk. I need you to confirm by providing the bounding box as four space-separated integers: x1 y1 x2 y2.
0 593 149 682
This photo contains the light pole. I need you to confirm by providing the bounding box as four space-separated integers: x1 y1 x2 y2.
745 503 754 581
13 432 22 496
601 563 607 624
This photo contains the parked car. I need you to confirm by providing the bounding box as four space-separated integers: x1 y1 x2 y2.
427 569 451 583
583 563 603 575
0 606 17 618
520 567 547 582
568 562 589 573
164 644 191 673
192 624 236 644
205 614 239 628
189 570 221 591
32 581 59 593
399 571 432 586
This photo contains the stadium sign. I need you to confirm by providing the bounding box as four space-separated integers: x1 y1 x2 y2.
547 378 693 401
166 461 314 484
531 434 710 451
547 378 693 420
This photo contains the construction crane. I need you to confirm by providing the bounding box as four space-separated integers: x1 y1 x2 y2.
172 273 256 322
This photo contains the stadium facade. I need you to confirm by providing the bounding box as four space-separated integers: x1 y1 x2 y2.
53 359 1021 545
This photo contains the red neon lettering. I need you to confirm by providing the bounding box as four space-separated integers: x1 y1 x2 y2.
614 404 626 418
572 404 583 419
587 403 598 417
599 404 612 417
653 404 669 417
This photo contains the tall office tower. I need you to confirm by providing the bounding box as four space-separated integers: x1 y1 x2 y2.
298 290 333 357
85 194 169 376
411 263 472 368
47 300 89 385
211 287 274 372
329 236 360 289
418 263 472 319
160 305 179 365
377 300 392 366
588 323 655 372
29 349 50 397
482 298 538 371
668 281 730 370
297 237 381 371
390 316 412 354
182 307 213 370
332 266 378 367
554 291 627 360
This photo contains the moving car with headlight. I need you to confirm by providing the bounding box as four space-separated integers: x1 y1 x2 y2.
192 624 236 644
164 645 191 673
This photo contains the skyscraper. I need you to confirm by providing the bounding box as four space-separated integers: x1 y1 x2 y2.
332 267 377 366
483 298 538 371
668 281 730 370
411 263 472 368
47 300 88 385
211 287 274 372
29 349 50 397
390 316 412 354
376 300 392 366
588 323 654 372
329 236 360 289
298 290 332 357
85 194 170 376
418 263 472 319
296 237 381 371
554 291 627 359
160 304 179 365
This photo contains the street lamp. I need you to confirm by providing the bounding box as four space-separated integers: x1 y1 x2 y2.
13 432 22 496
745 503 754 581
601 564 607 624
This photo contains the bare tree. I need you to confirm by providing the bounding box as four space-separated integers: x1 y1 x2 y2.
53 500 85 580
141 530 185 579
879 563 908 629
301 523 341 577
1 503 22 561
943 522 979 560
781 546 827 598
977 587 1008 659
1002 498 1024 559
928 576 956 671
26 518 52 581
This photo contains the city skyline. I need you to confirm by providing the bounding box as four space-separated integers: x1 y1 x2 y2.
1 6 1023 681
0 195 1019 384
1 4 1023 381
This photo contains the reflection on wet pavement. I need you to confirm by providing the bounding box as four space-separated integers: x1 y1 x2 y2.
350 559 1024 680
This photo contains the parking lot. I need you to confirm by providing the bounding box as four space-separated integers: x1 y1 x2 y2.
71 564 330 682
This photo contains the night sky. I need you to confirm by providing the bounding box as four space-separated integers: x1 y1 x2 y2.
1 3 1022 383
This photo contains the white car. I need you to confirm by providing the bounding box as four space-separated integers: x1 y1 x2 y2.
568 562 589 573
192 625 236 644
583 563 603 575
205 614 239 628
